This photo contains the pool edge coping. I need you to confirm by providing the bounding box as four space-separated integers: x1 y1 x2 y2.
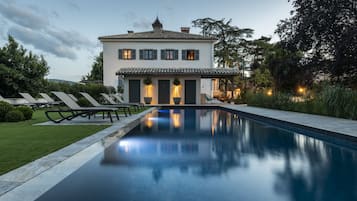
0 107 156 201
219 105 357 142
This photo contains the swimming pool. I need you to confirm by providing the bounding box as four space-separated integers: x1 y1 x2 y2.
36 109 357 201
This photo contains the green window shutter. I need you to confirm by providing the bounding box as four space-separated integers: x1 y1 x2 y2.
174 50 178 60
161 49 165 60
131 49 136 60
182 50 187 60
153 50 157 60
194 50 199 60
118 49 123 59
139 50 143 60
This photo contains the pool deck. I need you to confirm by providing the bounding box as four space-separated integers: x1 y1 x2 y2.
221 105 357 139
1 105 357 201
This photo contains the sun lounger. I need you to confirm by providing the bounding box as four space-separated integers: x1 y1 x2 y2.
1 94 35 107
39 93 62 105
101 93 141 111
45 92 119 123
68 94 78 102
0 94 13 104
19 92 48 107
205 94 223 104
79 92 131 117
111 94 144 108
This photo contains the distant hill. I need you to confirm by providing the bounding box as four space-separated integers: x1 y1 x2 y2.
47 79 78 85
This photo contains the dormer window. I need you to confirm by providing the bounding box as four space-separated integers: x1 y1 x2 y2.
161 49 178 60
182 49 199 60
140 49 157 60
118 49 136 60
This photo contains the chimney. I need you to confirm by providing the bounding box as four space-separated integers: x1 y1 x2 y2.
181 27 190 33
152 17 163 32
127 30 134 34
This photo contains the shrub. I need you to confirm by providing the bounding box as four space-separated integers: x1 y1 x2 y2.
143 77 152 85
0 101 14 122
173 78 181 86
246 85 357 120
5 110 24 122
17 106 33 120
77 97 92 107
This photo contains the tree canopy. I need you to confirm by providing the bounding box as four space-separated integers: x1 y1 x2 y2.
0 36 49 97
192 18 253 68
82 51 103 82
276 0 357 87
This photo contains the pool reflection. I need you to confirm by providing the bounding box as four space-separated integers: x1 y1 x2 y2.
36 109 357 201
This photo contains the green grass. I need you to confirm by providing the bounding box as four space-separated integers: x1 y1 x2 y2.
0 106 150 175
0 110 108 175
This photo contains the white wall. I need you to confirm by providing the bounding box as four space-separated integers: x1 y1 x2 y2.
102 41 214 87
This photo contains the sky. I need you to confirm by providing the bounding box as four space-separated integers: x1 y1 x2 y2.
0 0 293 82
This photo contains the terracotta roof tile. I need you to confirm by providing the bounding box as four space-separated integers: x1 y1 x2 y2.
116 68 239 78
99 30 216 41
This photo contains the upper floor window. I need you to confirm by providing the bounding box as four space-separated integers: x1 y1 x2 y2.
118 49 136 60
139 49 157 60
182 49 199 60
161 49 178 60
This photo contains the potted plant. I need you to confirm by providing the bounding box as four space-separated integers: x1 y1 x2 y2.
173 78 181 105
143 77 152 104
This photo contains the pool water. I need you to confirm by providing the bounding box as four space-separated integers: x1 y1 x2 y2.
36 109 357 201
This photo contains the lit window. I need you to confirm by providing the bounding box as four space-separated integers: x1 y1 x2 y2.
123 49 132 60
182 49 199 60
119 49 135 60
187 50 195 60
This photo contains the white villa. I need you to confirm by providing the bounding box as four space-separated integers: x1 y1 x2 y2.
99 18 238 104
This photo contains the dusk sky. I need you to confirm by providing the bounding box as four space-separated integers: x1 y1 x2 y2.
0 0 293 81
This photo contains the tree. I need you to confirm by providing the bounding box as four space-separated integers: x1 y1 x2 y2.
192 18 253 68
252 68 273 90
276 0 357 87
192 18 253 98
264 43 312 92
0 36 49 97
82 51 103 82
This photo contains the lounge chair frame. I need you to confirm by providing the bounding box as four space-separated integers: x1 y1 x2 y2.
45 92 119 123
101 93 141 111
79 92 131 116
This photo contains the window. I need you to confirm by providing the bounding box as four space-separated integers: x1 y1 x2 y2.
182 49 199 60
118 49 136 60
161 49 178 60
139 49 157 60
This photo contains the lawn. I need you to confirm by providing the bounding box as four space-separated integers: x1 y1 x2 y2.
0 107 147 175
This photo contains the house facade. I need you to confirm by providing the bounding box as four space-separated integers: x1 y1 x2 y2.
99 18 238 104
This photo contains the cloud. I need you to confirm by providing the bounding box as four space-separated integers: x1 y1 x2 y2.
133 18 152 29
8 26 77 59
46 29 96 50
0 1 94 60
0 1 49 30
65 1 80 11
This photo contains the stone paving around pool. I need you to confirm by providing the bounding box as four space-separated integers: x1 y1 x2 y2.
222 105 357 139
0 107 156 201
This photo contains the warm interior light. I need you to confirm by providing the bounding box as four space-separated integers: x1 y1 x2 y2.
173 85 181 97
145 113 153 128
267 89 273 96
146 84 153 97
172 113 181 128
298 87 305 94
234 88 241 98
